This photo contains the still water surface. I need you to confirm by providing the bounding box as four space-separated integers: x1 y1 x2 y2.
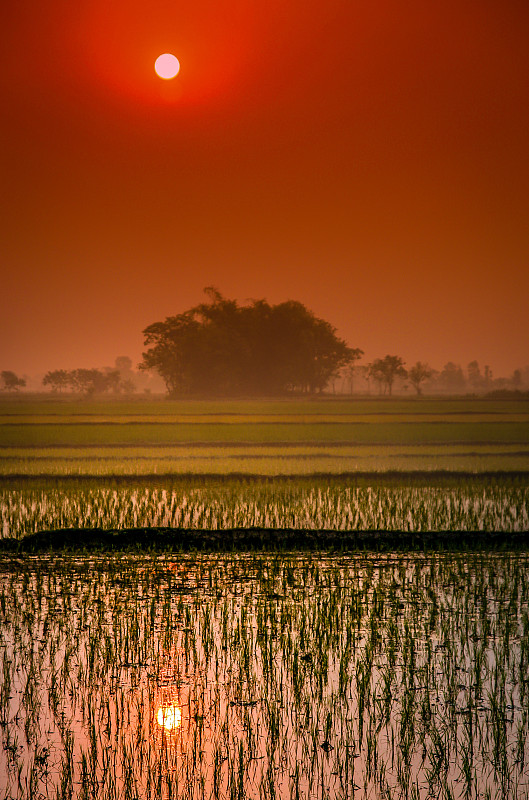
0 552 528 799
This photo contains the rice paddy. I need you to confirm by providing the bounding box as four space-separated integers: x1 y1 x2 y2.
1 479 528 540
2 444 529 477
1 396 529 477
2 420 528 449
1 552 528 799
1 397 528 798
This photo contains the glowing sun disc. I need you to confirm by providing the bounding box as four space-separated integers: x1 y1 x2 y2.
155 54 180 80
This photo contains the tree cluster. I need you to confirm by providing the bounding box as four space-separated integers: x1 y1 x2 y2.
4 290 527 398
346 358 527 396
1 370 26 391
42 368 134 396
366 356 409 396
345 357 430 396
140 288 361 396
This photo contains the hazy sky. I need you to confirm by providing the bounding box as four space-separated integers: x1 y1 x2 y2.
2 0 528 378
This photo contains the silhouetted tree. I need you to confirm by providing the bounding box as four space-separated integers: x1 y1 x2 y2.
43 369 71 392
140 289 358 396
1 371 26 391
359 364 373 394
115 356 133 373
120 378 136 395
438 362 466 393
340 350 365 394
70 368 120 396
110 357 138 393
368 356 407 396
106 370 121 393
408 361 433 396
367 362 385 395
467 360 484 392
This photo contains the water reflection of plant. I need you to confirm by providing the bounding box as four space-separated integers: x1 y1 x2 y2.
0 552 528 799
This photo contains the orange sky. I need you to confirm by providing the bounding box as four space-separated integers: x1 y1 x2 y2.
2 0 529 379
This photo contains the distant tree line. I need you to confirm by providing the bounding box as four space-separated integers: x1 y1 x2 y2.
140 288 362 396
0 370 26 391
30 353 523 398
42 368 124 396
336 357 432 396
140 290 528 398
41 364 136 396
3 290 528 397
34 357 162 396
339 358 527 396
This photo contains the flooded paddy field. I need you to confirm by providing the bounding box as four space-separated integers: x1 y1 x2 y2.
1 398 528 798
1 551 528 800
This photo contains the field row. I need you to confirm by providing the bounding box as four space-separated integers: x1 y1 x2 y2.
2 443 529 476
2 397 527 478
2 481 528 537
2 421 529 447
4 413 529 425
2 397 528 416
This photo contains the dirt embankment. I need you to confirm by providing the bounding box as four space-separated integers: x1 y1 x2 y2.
0 527 527 553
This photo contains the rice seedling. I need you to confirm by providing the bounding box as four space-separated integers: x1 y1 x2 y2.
1 480 527 539
2 444 528 476
1 396 528 477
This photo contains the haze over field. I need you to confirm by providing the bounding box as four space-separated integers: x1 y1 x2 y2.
2 0 528 376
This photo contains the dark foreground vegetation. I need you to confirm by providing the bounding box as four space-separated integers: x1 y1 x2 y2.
2 525 528 553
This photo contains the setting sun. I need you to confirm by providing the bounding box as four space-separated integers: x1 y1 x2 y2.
154 54 180 80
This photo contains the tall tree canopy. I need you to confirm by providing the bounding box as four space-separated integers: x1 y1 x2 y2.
140 289 360 396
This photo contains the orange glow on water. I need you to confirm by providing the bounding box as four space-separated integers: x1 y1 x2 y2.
157 704 182 731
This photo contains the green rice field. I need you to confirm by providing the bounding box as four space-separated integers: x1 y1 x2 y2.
0 396 528 540
1 396 529 477
3 444 529 477
1 396 528 540
2 479 528 541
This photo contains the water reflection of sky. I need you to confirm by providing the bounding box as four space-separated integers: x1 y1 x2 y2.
157 704 182 731
1 553 528 800
154 666 185 741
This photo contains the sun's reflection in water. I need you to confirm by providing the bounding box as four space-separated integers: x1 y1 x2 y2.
156 704 182 732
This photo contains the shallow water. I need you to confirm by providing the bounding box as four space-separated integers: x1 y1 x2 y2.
0 552 528 799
